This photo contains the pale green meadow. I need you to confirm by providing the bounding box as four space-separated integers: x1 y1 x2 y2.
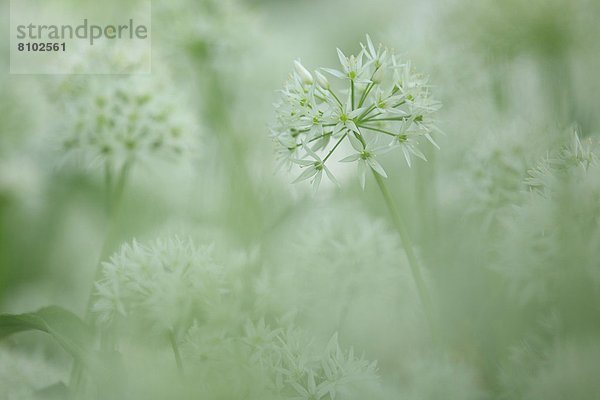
1 0 600 399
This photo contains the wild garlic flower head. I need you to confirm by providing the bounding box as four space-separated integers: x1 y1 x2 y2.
495 130 600 304
525 129 598 195
179 321 273 399
57 74 197 172
272 35 441 190
261 204 422 356
93 237 224 336
243 320 380 400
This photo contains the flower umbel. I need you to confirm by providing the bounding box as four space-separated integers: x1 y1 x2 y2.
93 237 224 336
272 35 441 189
58 74 197 172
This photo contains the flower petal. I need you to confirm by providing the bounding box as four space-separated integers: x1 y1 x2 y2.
339 153 360 162
357 160 366 189
292 166 318 183
367 158 388 177
347 133 364 152
322 68 346 79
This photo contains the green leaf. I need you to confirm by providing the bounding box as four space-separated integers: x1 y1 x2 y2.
0 306 93 364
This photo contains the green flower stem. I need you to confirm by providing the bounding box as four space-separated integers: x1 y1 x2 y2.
359 125 396 137
85 160 133 320
356 104 377 122
323 133 347 163
362 116 411 123
371 170 437 340
328 88 343 108
351 80 355 109
357 82 374 108
104 164 112 214
169 329 184 375
70 160 133 393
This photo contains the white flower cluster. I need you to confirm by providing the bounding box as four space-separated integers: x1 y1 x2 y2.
58 75 197 172
93 237 224 335
260 205 421 350
272 35 441 190
525 128 598 195
495 129 600 304
243 320 379 400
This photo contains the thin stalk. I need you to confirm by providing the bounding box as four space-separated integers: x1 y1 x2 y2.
351 80 355 109
169 330 184 375
84 160 132 320
328 88 343 108
104 164 112 214
371 170 436 340
357 82 374 108
70 160 133 393
356 104 377 122
359 125 396 137
323 133 347 163
362 116 411 123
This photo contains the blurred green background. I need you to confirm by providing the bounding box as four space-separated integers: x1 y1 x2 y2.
1 0 600 399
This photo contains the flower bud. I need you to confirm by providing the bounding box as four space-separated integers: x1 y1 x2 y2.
294 60 313 85
315 70 330 89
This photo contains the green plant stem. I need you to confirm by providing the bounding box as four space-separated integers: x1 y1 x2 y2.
69 160 133 393
85 160 132 320
104 165 112 214
351 80 355 109
328 88 343 108
362 116 411 123
356 104 377 122
357 82 374 108
323 133 347 163
359 125 396 137
169 330 184 375
371 170 437 340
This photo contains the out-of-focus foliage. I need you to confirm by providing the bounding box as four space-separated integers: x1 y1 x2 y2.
1 0 599 398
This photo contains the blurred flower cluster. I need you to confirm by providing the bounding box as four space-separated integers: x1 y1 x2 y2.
56 74 197 173
93 237 224 336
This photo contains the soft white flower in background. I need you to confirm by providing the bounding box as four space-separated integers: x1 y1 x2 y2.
525 128 598 195
260 203 424 363
178 318 380 400
461 126 533 230
179 321 273 399
243 320 380 400
272 35 441 190
55 74 198 173
494 129 600 304
93 237 225 337
497 313 562 400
